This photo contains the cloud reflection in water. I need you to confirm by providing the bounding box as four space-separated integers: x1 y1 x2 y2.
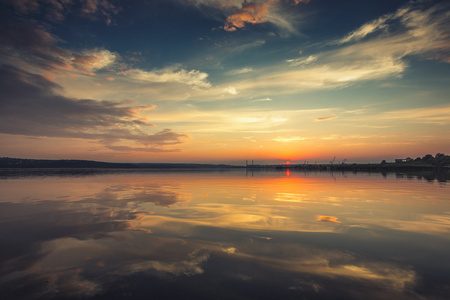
0 171 449 299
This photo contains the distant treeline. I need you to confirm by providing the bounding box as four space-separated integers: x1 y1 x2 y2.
281 153 450 172
1 153 449 170
0 157 238 169
0 157 136 168
389 153 450 167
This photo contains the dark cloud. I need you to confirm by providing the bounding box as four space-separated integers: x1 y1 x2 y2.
2 0 118 23
0 7 188 153
0 20 71 71
80 0 119 24
0 64 188 151
0 19 118 75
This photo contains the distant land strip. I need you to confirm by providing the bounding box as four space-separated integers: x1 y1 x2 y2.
1 154 449 172
0 157 239 169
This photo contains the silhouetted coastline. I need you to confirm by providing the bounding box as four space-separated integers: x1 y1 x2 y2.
1 155 449 174
0 157 238 169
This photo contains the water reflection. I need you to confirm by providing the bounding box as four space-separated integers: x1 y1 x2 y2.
0 170 449 299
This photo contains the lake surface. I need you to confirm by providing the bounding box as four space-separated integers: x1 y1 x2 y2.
0 169 449 300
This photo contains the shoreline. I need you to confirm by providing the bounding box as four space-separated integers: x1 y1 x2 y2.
1 157 449 173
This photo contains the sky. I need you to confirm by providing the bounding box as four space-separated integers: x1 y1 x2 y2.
0 0 449 164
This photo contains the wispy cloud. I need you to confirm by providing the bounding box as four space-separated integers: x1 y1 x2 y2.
251 97 272 102
381 105 450 125
227 67 254 75
144 108 333 135
211 1 450 97
124 65 211 89
315 116 337 121
334 1 450 63
273 136 307 142
286 55 318 66
337 14 392 44
231 39 266 52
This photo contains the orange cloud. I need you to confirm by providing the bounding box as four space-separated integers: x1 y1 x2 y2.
223 0 309 32
315 116 338 121
317 216 341 223
224 2 271 31
72 49 117 75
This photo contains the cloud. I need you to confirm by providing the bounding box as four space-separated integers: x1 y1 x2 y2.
224 58 405 97
2 0 118 23
251 97 272 102
0 65 188 152
273 136 307 142
231 39 266 52
380 105 450 125
125 65 211 89
0 20 69 70
0 16 210 104
223 86 239 95
189 39 265 72
0 20 117 75
145 108 330 134
315 116 337 121
337 14 392 44
190 0 308 34
72 49 117 74
286 55 318 66
335 1 450 63
210 1 450 97
223 1 271 31
227 67 254 75
7 0 40 14
317 216 341 223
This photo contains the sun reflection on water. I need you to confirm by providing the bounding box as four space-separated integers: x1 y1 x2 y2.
0 170 448 300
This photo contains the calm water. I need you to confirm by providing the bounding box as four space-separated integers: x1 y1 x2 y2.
0 170 449 300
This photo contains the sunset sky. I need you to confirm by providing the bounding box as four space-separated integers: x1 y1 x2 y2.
1 0 449 164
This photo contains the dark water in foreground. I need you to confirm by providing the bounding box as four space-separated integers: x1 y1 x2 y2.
0 170 449 300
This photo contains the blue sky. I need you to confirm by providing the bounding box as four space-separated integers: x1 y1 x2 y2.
1 0 449 163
